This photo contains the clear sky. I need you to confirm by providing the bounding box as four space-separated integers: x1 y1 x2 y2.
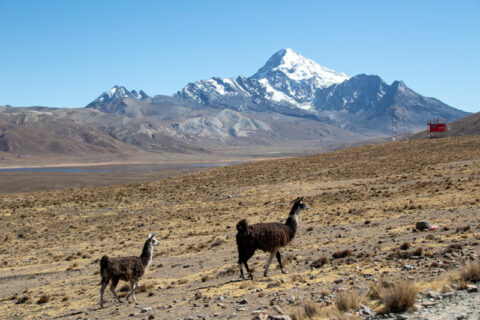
1 0 479 112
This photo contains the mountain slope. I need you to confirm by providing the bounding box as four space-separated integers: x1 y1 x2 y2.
0 108 136 155
175 48 349 112
173 49 468 135
0 106 205 155
312 74 469 133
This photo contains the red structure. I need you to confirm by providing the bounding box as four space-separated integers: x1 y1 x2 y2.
427 118 448 138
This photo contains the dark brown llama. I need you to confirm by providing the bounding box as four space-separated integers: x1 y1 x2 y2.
236 197 309 279
99 233 159 308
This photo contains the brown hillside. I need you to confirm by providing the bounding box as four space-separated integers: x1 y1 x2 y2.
412 111 480 139
1 135 479 319
0 114 137 155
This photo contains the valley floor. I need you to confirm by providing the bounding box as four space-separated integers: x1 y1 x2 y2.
0 136 479 319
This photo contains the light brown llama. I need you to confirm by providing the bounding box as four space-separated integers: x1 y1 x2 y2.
99 233 159 308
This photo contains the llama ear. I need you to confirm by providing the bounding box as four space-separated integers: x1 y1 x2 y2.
299 196 304 201
147 233 156 239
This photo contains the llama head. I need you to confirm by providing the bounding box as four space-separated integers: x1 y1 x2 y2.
147 233 160 246
291 197 309 215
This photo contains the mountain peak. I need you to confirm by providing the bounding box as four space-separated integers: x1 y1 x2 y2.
94 86 150 104
252 48 349 87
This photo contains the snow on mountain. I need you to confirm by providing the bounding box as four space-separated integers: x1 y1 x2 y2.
252 48 349 108
94 85 150 103
175 49 349 111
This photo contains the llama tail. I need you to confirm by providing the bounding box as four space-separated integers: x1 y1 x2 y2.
236 219 248 234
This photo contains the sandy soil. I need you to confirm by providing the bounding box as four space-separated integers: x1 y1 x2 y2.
0 135 479 319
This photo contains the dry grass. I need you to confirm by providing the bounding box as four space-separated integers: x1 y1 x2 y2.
368 279 394 300
380 281 418 314
290 300 323 320
335 290 362 312
36 294 50 304
459 262 480 283
1 135 480 318
310 256 328 268
332 249 353 259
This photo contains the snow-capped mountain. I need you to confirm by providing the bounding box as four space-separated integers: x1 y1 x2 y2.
85 48 469 144
175 48 349 111
92 85 150 104
251 48 349 108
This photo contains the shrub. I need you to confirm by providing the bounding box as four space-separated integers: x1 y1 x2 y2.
460 262 480 283
399 242 411 250
311 256 328 268
290 300 323 320
15 296 30 304
37 294 50 304
381 282 417 313
332 250 352 259
335 290 361 312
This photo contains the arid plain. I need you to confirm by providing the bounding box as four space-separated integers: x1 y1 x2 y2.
1 135 479 319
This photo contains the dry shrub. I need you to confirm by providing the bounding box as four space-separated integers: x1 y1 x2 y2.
368 279 394 300
456 279 468 290
456 225 470 233
399 242 411 250
37 294 50 304
391 247 423 259
210 238 225 247
311 256 328 268
447 243 463 252
201 275 210 283
290 300 323 320
291 274 306 283
218 265 237 277
136 282 154 293
290 302 348 320
381 281 417 314
335 290 361 312
332 250 352 259
16 296 30 304
266 280 282 288
460 262 480 283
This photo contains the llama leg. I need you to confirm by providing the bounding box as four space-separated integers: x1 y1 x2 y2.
238 262 245 280
125 280 135 301
109 278 122 303
244 261 253 280
131 281 138 305
276 251 287 274
100 281 108 308
264 251 276 277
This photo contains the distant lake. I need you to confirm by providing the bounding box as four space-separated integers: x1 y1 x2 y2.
0 161 244 173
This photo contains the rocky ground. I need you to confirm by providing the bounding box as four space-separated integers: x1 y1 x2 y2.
0 135 480 319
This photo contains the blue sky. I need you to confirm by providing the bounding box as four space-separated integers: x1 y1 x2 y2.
1 0 479 112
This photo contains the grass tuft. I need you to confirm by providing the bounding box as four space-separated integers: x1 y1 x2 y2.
335 290 362 312
381 281 417 314
332 249 352 259
37 294 50 304
459 262 480 283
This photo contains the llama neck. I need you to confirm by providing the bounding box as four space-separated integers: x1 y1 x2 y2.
140 241 154 269
285 212 298 238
